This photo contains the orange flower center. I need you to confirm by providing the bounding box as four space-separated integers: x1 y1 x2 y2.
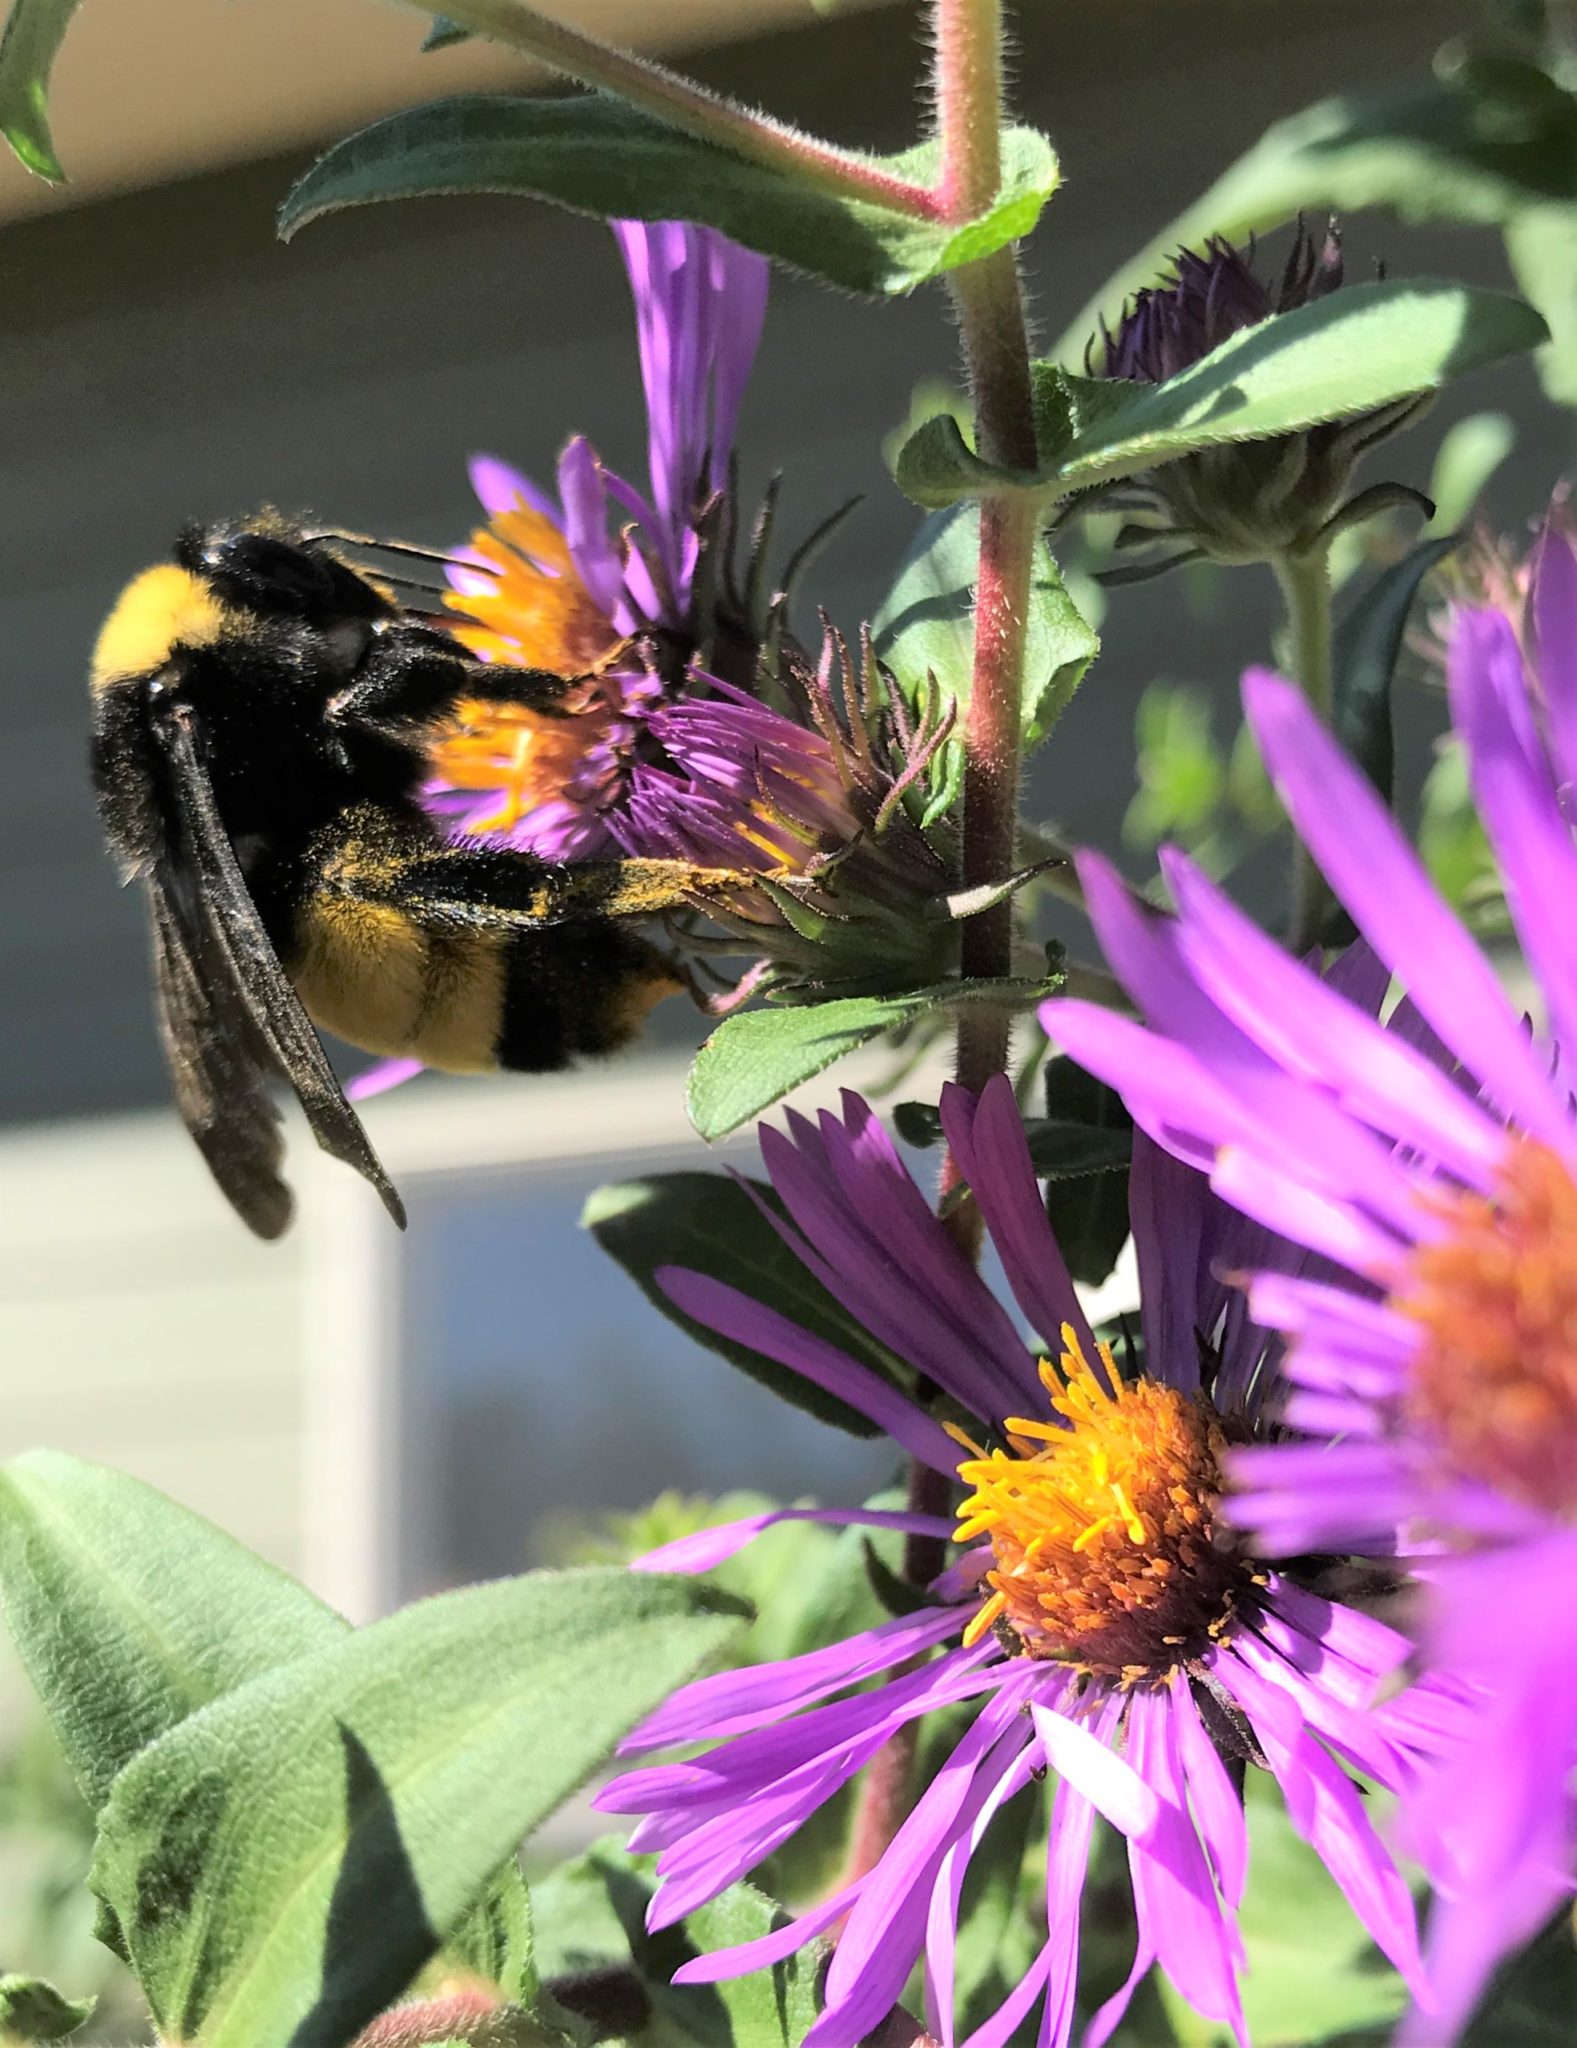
1399 1138 1577 1518
952 1330 1249 1683
428 506 630 830
445 508 619 675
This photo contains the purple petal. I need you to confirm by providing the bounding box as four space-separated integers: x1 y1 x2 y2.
629 1504 956 1578
671 1882 858 1982
1123 1687 1247 2042
468 452 556 521
1218 1651 1425 1992
654 1266 960 1472
1449 605 1577 1079
555 435 624 622
1162 847 1504 1189
345 1056 423 1102
1530 510 1577 803
625 1602 963 1750
812 1678 1036 2048
1040 1775 1100 2048
938 1076 1091 1365
1030 1700 1158 1836
1167 1669 1248 1907
1243 667 1569 1146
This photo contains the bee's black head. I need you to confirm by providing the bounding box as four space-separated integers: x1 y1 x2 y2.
176 518 394 626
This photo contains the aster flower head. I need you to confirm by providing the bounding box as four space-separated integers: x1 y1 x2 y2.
595 1077 1429 2048
1091 221 1428 565
426 219 771 859
1041 503 1577 2040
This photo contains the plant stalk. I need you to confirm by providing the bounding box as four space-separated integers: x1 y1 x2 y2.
843 0 1041 1900
1273 544 1336 953
407 0 944 218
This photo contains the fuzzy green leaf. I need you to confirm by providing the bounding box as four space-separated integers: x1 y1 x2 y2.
687 978 1058 1140
583 1172 908 1436
0 1976 95 2042
1051 53 1577 368
278 94 1059 297
0 1451 537 2005
90 1569 747 2048
872 508 1099 820
0 0 83 180
0 1450 345 1811
896 281 1547 510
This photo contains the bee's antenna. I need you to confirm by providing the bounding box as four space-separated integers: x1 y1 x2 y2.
303 529 499 576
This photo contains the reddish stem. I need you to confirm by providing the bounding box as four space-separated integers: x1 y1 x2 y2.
418 0 945 220
933 0 1004 221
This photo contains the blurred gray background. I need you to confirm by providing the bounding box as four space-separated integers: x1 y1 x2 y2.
2 0 1561 1128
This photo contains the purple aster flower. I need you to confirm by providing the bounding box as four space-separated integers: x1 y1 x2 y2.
1087 222 1428 566
594 1077 1429 2048
427 219 770 860
1041 508 1577 2041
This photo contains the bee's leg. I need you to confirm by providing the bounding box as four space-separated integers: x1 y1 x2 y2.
334 627 569 728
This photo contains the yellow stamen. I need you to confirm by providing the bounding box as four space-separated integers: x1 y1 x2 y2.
1399 1137 1577 1518
952 1328 1247 1683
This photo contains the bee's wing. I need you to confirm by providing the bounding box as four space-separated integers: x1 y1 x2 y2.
153 707 406 1231
148 875 295 1240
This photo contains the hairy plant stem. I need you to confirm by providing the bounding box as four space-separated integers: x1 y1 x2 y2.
1273 545 1336 953
842 0 1041 1902
404 0 943 218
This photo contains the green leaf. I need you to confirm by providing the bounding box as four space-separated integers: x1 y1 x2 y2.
0 1452 537 2003
1050 53 1577 366
0 1976 95 2042
536 1842 823 2048
91 1569 747 2048
1505 200 1577 406
951 1792 1039 2039
872 508 1099 819
279 93 1058 298
0 1450 345 1811
1039 1058 1132 1288
1332 534 1459 809
897 280 1547 511
0 0 83 181
687 978 1058 1140
583 1171 908 1436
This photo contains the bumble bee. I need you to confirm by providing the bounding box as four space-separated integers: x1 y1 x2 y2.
90 514 733 1240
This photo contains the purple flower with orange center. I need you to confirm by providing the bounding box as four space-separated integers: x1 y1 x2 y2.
1041 509 1577 2041
594 1077 1430 2048
426 219 770 859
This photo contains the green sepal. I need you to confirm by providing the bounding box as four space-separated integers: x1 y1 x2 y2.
279 94 1059 298
872 507 1099 821
582 1171 912 1436
687 976 1062 1140
894 280 1548 510
0 0 82 181
1332 532 1460 809
89 1569 747 2048
0 1977 95 2043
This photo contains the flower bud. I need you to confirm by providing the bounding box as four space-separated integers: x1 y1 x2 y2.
1090 222 1430 566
